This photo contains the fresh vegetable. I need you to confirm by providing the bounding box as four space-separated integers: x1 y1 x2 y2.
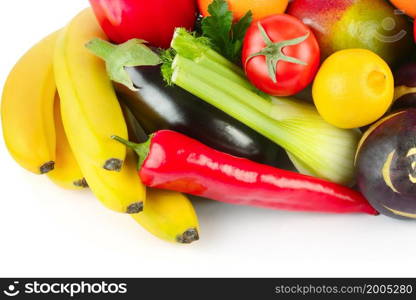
1 31 58 174
201 0 252 63
121 102 200 244
198 0 288 21
89 0 197 49
356 109 416 219
87 37 284 166
313 49 394 129
242 14 320 96
163 28 362 185
288 0 414 66
389 0 416 18
122 71 285 165
132 189 200 244
392 62 416 111
113 130 376 215
54 9 145 213
47 95 87 190
116 66 283 166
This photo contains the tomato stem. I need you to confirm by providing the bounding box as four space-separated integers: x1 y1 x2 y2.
245 22 309 83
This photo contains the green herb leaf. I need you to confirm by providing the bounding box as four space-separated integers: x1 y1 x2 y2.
201 0 252 63
232 11 253 43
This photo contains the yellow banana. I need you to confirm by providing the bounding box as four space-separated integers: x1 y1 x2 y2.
82 148 146 213
117 103 199 242
132 189 200 244
54 8 145 212
52 95 145 210
47 95 87 190
1 31 58 174
54 8 128 171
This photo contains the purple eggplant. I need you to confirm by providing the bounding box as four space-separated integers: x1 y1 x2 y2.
356 109 416 219
392 62 416 112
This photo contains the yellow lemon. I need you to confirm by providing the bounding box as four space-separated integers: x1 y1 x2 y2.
312 49 394 129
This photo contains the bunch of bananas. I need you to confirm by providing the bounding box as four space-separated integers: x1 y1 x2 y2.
1 9 199 244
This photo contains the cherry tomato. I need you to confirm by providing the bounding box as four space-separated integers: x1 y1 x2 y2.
242 14 320 96
89 0 197 49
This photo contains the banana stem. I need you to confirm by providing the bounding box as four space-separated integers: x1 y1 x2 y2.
177 228 200 244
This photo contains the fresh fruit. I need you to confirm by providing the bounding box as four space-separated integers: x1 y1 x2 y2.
89 0 197 48
198 0 289 21
389 0 416 18
312 49 394 129
1 31 58 174
132 189 199 243
81 149 146 213
356 109 416 219
242 14 320 96
47 95 87 190
288 0 414 66
392 62 416 111
54 9 145 213
54 8 127 172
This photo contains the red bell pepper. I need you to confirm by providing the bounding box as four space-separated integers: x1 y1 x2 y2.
89 0 197 48
113 130 378 215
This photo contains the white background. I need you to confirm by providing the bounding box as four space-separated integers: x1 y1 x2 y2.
1 0 416 278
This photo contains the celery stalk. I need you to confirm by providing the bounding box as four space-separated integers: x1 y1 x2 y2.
166 29 361 185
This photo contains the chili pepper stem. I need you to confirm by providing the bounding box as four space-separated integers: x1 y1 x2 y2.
111 135 151 170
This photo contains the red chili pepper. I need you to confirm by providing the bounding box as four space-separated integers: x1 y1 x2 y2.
113 130 377 215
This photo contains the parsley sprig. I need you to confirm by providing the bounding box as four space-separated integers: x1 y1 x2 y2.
201 0 252 64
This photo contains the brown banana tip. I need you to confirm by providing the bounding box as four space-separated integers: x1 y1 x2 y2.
73 178 89 188
177 228 199 244
40 161 55 174
127 202 144 214
103 158 123 171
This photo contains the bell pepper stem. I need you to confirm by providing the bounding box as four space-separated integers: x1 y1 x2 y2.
111 135 151 170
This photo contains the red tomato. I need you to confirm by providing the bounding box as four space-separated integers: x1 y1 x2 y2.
89 0 197 49
242 14 320 96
